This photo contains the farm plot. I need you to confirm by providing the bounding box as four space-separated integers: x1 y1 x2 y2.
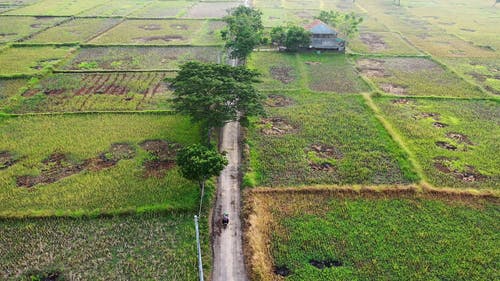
61 46 222 70
260 8 312 27
375 97 500 189
24 18 121 44
3 0 102 16
90 19 224 46
0 78 27 109
245 188 500 281
0 46 72 77
441 57 500 95
10 72 174 113
0 212 211 280
356 57 487 97
0 113 200 217
129 1 194 18
184 2 241 19
348 32 421 55
246 91 417 187
0 16 66 43
247 52 305 91
78 0 152 17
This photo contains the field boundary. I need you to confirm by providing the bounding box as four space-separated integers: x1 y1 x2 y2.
5 109 177 117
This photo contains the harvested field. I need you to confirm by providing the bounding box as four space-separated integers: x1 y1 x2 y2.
0 16 65 43
376 97 499 189
185 2 241 19
13 72 174 112
349 32 421 55
0 46 71 77
244 188 500 281
0 114 200 217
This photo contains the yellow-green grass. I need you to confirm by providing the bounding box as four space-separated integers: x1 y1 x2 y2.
61 46 223 71
246 91 417 187
348 32 422 55
0 79 27 109
375 97 499 189
78 0 152 17
440 57 500 95
282 0 321 10
3 0 102 16
184 2 241 19
358 57 487 98
245 188 500 281
252 0 281 9
0 46 72 77
0 212 212 280
247 52 305 91
0 16 66 43
0 113 200 217
89 19 224 46
129 1 194 18
4 72 175 113
24 18 121 44
358 15 390 33
259 8 315 27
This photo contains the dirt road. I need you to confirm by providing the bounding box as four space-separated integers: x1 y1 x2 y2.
211 120 248 281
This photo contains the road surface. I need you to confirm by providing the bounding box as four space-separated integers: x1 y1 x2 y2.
211 120 248 281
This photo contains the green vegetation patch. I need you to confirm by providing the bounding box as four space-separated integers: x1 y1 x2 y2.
4 0 102 16
62 46 223 70
5 72 175 113
130 1 194 18
357 57 487 97
0 212 211 280
0 78 27 105
248 52 304 91
247 92 417 187
185 2 242 19
349 32 421 55
0 16 66 43
255 191 499 280
376 97 499 189
0 46 72 77
89 19 224 46
441 57 500 96
0 113 200 217
79 0 152 17
25 18 121 44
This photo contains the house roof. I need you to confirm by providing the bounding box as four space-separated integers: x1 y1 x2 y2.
304 20 337 35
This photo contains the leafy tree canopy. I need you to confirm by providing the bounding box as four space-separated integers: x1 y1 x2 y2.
270 25 311 51
316 10 363 39
222 6 264 60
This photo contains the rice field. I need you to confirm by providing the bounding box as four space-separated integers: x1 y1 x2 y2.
0 16 66 43
0 46 72 77
128 0 194 18
3 0 102 16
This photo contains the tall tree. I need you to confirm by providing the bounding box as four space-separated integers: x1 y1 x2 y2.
222 6 264 60
176 144 228 216
270 25 311 51
316 10 363 40
169 61 264 143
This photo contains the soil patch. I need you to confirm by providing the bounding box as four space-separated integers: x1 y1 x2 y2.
265 94 294 107
140 140 181 177
30 23 41 28
259 117 296 135
310 259 343 269
392 98 411 105
360 33 387 51
25 270 62 281
304 61 321 65
274 266 291 277
446 132 473 145
0 151 16 170
170 24 188 30
310 143 343 159
436 141 457 151
356 59 388 77
433 157 486 182
415 112 440 121
269 66 295 84
139 24 162 31
433 122 448 128
143 159 176 178
310 161 335 171
106 143 136 161
133 35 184 43
381 83 407 95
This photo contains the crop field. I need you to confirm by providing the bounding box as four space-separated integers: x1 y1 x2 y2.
0 46 72 77
0 16 66 43
3 0 102 16
61 46 222 70
248 52 368 93
244 188 500 281
5 72 175 113
185 2 241 19
375 97 499 189
440 57 500 95
24 18 121 44
89 19 224 45
0 113 200 217
357 57 488 97
348 32 421 55
246 91 417 187
0 212 211 280
129 1 194 18
78 0 152 17
0 78 26 109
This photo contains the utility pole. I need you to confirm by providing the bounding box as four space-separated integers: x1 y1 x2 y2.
194 215 204 281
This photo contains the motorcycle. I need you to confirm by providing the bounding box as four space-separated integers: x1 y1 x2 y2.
222 213 229 228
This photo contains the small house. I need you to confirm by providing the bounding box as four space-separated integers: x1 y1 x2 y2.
305 20 345 51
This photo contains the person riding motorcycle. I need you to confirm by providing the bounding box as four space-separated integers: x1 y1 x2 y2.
222 212 229 226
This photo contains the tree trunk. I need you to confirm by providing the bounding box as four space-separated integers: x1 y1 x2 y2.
198 180 205 217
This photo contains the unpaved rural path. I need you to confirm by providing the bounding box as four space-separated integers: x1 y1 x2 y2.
211 120 248 281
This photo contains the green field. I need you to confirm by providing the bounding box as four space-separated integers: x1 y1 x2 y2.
129 1 194 18
0 113 200 217
375 97 499 189
0 16 66 43
246 92 417 187
0 212 211 280
246 190 499 281
348 32 422 55
78 0 152 17
4 0 102 16
0 46 72 77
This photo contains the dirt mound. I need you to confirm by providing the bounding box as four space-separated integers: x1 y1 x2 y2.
310 259 343 269
436 141 457 151
0 151 17 170
310 143 343 159
139 24 162 30
433 122 448 128
140 140 181 177
434 157 486 182
144 159 176 178
356 59 388 77
381 83 407 95
106 143 136 161
415 112 440 121
133 35 184 42
269 66 295 84
310 162 335 171
446 132 473 145
265 94 294 107
274 266 291 277
392 98 411 104
360 33 387 51
259 117 296 135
